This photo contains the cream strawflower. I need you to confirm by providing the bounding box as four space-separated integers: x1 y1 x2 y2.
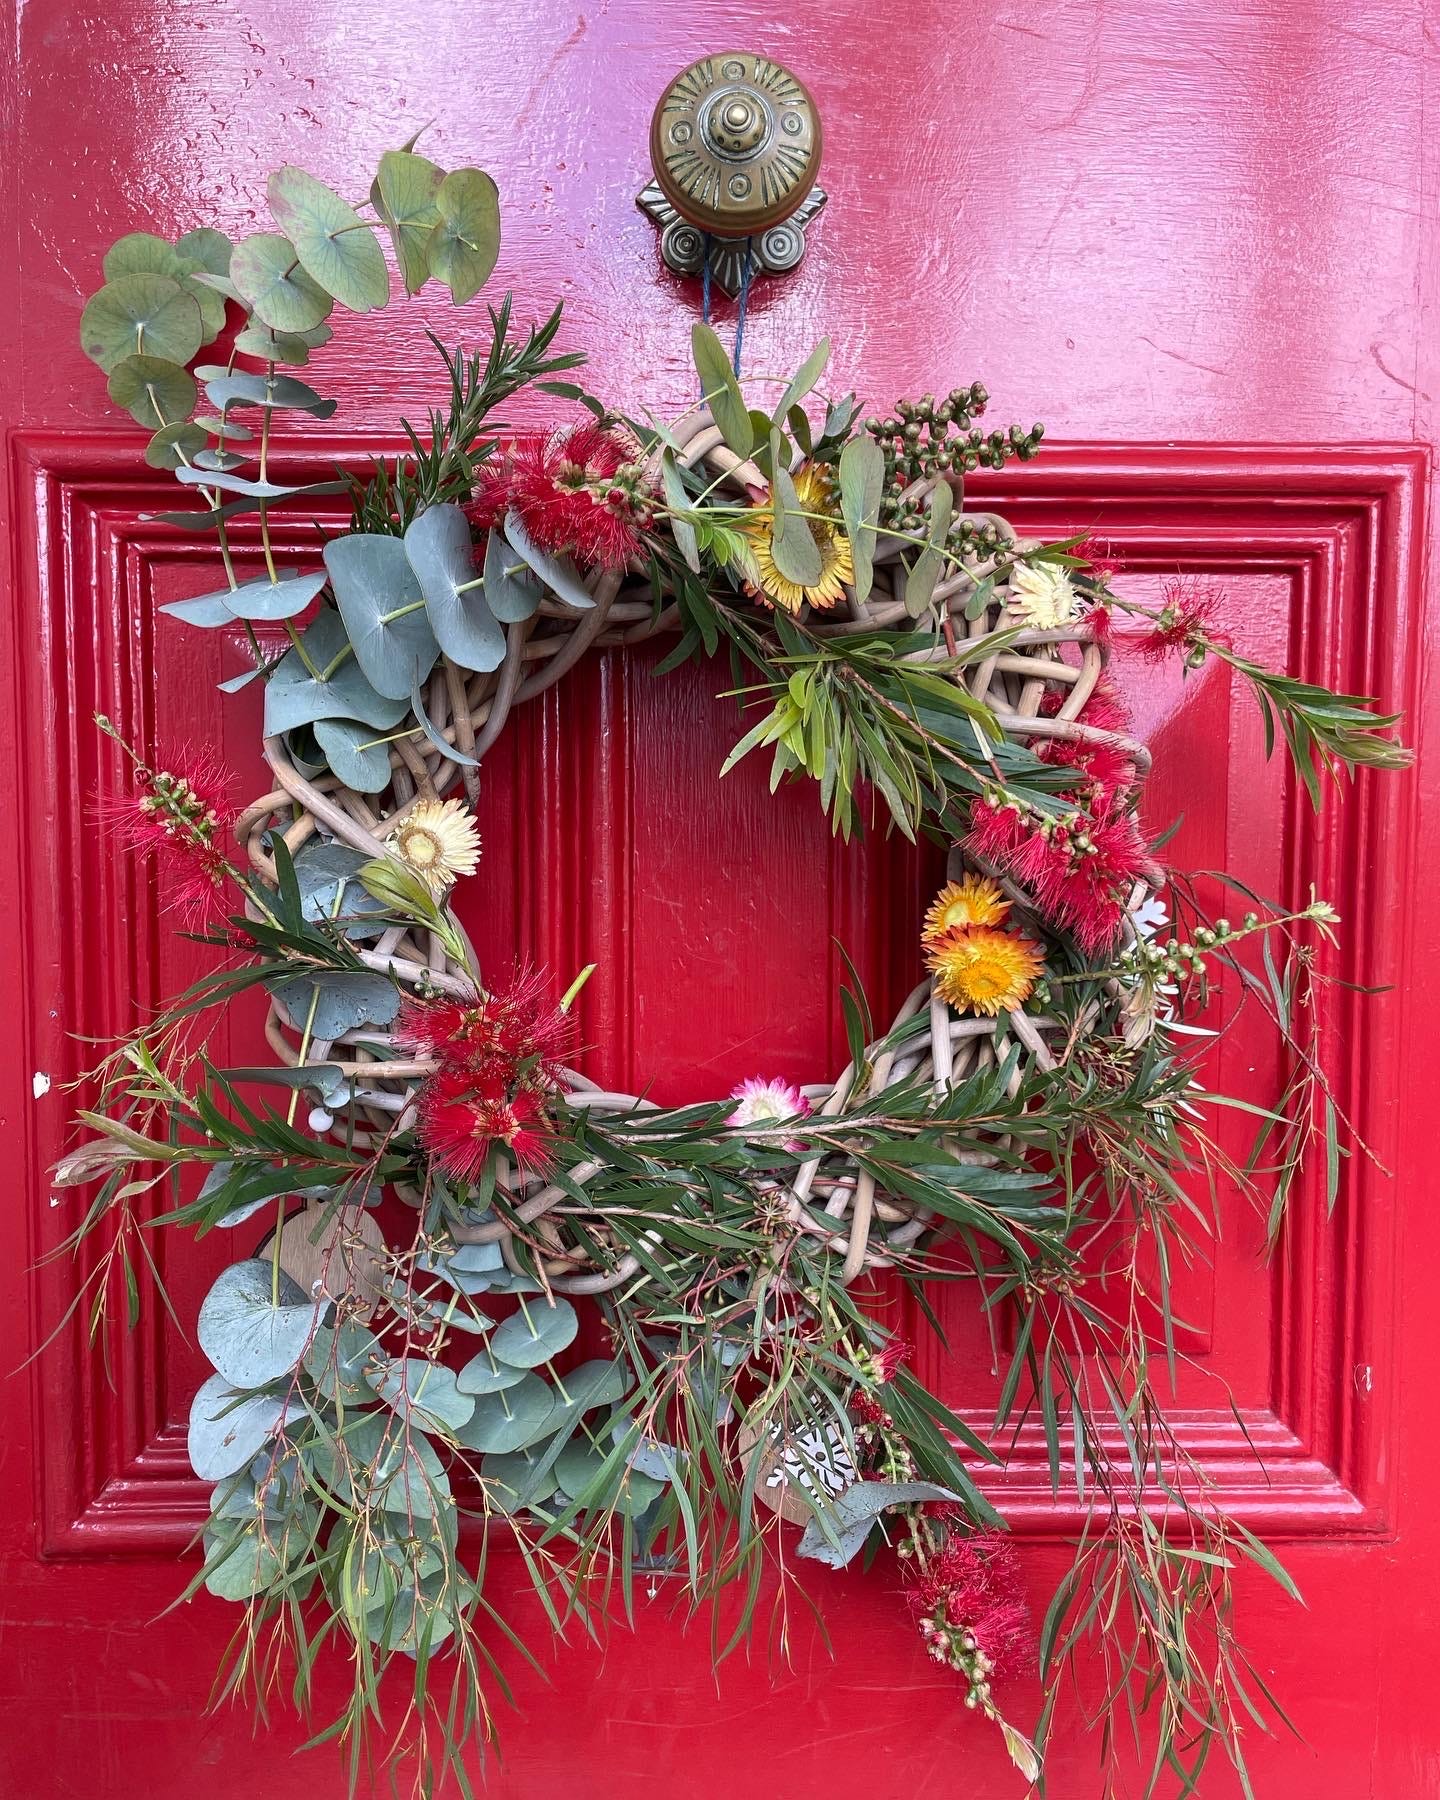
1007 561 1077 629
389 799 481 895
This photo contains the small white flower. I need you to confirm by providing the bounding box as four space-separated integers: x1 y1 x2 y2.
389 798 482 895
1131 894 1170 940
1007 561 1077 629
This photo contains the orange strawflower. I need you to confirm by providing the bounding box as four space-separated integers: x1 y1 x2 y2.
925 925 1044 1017
922 875 1011 946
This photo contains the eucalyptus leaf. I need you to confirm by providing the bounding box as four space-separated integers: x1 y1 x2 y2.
263 606 411 736
202 370 338 417
305 1321 382 1405
543 1358 631 1436
234 321 332 366
482 524 543 621
176 227 233 277
455 1373 556 1453
481 1448 560 1512
269 969 400 1041
324 533 440 701
456 1342 530 1395
773 336 831 423
691 321 752 457
231 231 334 333
294 838 392 934
366 1357 475 1433
196 1259 324 1390
80 274 203 373
771 448 823 587
188 1374 300 1481
905 480 955 616
145 421 208 470
404 502 504 671
312 718 393 792
426 168 501 304
660 449 700 573
409 669 478 768
202 1522 289 1600
838 435 886 604
795 1478 960 1569
103 231 184 281
106 355 196 429
268 165 390 313
173 465 347 502
490 1297 578 1368
502 508 594 610
161 569 327 627
372 149 445 294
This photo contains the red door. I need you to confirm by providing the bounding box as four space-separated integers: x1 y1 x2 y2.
3 6 1436 1796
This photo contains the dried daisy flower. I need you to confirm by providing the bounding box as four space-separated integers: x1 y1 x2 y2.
1007 560 1077 629
740 463 854 613
387 799 481 896
922 874 1011 946
925 925 1044 1017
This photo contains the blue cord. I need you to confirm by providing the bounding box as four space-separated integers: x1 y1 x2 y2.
698 231 753 382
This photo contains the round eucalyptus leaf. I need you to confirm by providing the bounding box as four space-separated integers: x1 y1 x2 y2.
294 838 391 935
160 569 325 627
361 1574 460 1655
312 718 393 793
404 502 505 672
545 1358 631 1436
269 165 390 313
194 416 253 440
447 1239 505 1274
177 227 233 276
188 1372 291 1481
80 274 203 373
502 508 595 611
191 446 252 473
103 231 185 281
323 532 440 701
144 420 207 470
107 354 197 429
231 231 333 333
234 324 313 366
456 1342 530 1396
201 369 337 416
182 276 229 344
304 1320 381 1405
455 1372 556 1453
269 968 400 1041
426 167 500 305
202 1522 288 1600
482 525 543 622
366 1356 475 1434
491 1296 578 1369
262 606 411 737
481 1448 559 1513
197 1258 324 1389
554 1439 618 1506
372 149 444 294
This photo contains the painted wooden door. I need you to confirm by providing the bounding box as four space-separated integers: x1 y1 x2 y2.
3 4 1436 1796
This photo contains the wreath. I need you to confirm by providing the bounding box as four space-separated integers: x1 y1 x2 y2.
57 135 1409 1794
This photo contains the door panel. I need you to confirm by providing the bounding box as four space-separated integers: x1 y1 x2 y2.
4 5 1437 1796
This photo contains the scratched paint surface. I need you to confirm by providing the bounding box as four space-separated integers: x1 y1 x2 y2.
2 3 1438 1796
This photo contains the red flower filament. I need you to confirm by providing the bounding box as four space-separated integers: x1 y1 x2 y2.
96 748 235 928
1139 575 1225 664
465 424 654 571
905 1531 1034 1705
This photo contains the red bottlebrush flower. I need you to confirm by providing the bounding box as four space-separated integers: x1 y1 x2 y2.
416 1071 557 1183
396 970 573 1087
95 745 237 928
1086 601 1112 644
1072 534 1121 580
1139 575 1225 663
469 425 654 571
1037 677 1137 802
905 1531 1034 1686
873 1335 911 1383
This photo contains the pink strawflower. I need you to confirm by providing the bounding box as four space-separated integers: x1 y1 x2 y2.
726 1077 812 1152
466 425 654 571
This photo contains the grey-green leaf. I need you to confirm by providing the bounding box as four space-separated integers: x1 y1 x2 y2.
373 150 445 294
482 525 543 621
691 321 753 458
176 227 233 276
502 508 594 610
426 168 501 304
304 1321 381 1405
773 336 832 424
795 1478 960 1568
262 607 410 735
405 503 505 671
311 718 393 793
161 569 327 626
145 421 208 470
324 533 440 701
80 274 203 373
838 435 886 604
202 369 337 416
904 479 955 617
231 231 334 333
456 1342 531 1395
455 1373 556 1453
269 969 400 1041
106 355 196 429
188 1374 297 1481
770 446 823 586
196 1259 323 1389
490 1297 578 1369
268 165 390 313
366 1357 476 1433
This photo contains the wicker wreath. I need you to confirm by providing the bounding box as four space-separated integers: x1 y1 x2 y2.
241 404 1155 1288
